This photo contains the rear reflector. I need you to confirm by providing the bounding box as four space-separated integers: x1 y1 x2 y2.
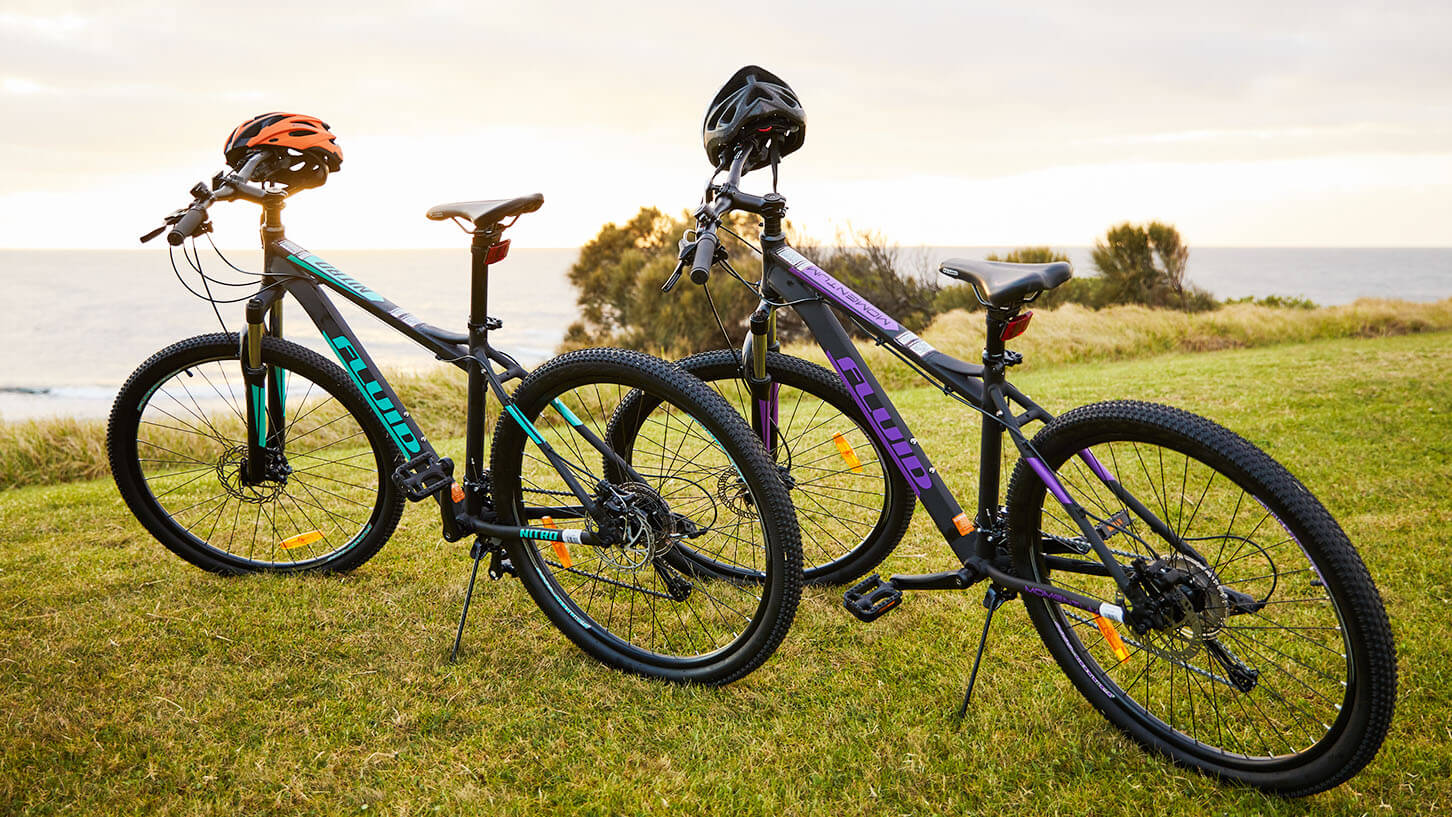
485 239 511 265
1001 311 1033 341
1094 614 1131 663
541 516 572 567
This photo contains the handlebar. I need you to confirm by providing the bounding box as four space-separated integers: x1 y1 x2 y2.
689 227 719 285
142 155 272 245
660 146 785 293
167 203 209 246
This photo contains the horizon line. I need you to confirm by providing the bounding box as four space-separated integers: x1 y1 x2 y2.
6 244 1452 252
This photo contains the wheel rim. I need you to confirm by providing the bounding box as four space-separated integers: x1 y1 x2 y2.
1029 436 1355 765
508 378 776 665
132 355 386 569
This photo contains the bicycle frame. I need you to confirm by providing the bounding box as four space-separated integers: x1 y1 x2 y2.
745 228 1197 621
236 195 636 549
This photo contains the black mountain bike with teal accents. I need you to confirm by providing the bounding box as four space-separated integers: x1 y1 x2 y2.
630 120 1397 790
107 145 802 685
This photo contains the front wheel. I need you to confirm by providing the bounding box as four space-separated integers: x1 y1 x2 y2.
1005 400 1396 795
108 333 404 573
489 348 803 685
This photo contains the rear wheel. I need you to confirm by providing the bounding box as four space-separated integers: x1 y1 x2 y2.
108 333 403 573
1006 401 1396 795
489 348 803 685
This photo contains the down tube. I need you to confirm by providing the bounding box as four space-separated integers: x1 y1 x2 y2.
789 298 969 544
283 279 433 463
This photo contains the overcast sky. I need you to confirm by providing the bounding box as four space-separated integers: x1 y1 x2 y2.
2 0 1450 249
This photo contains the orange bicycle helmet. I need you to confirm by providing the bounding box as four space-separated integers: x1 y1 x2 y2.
224 112 342 186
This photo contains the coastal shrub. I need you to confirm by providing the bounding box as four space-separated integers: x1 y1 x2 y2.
1091 222 1217 311
563 209 937 355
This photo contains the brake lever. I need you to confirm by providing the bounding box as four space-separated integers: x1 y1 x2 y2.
662 234 698 294
662 258 687 293
139 207 191 244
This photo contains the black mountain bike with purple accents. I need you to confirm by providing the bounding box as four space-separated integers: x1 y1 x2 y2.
624 141 1397 794
106 145 803 686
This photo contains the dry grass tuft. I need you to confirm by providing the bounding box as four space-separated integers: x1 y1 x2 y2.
787 298 1452 388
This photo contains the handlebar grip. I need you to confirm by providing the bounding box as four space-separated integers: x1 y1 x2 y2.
689 231 718 285
167 205 207 246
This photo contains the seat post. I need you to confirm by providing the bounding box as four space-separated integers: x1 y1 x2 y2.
468 229 494 343
462 227 498 511
976 309 1011 531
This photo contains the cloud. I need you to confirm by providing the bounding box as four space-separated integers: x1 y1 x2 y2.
0 0 1449 245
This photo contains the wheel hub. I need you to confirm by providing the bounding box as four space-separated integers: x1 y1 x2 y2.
216 445 286 503
1131 554 1230 659
598 482 676 571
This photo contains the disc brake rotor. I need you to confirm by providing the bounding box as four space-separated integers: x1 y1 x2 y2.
716 469 757 519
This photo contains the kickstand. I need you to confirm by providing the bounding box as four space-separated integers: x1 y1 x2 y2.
450 538 488 663
955 585 1007 725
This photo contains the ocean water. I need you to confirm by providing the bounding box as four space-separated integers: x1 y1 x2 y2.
1 246 1449 420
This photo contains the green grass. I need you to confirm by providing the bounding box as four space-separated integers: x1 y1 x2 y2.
3 332 1450 815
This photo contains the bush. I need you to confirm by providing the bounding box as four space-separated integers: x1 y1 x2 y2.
562 208 766 357
1224 294 1318 309
563 210 937 355
1091 222 1216 311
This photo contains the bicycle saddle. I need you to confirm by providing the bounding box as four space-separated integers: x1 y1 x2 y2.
939 258 1073 308
426 194 544 229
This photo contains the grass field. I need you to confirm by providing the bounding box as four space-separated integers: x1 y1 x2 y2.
2 332 1450 815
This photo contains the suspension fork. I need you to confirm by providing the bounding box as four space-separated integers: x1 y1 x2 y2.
741 302 779 454
241 284 285 483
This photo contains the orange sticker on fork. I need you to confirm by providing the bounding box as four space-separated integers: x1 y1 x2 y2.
833 433 864 473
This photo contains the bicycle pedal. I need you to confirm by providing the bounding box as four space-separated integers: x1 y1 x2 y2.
843 574 903 622
392 453 455 502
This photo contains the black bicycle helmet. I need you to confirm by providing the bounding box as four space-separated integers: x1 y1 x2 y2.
702 65 805 171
